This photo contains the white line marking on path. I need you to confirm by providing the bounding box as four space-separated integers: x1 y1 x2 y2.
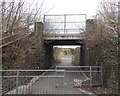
78 88 94 95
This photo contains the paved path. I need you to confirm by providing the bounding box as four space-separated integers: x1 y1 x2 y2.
25 56 95 95
57 56 73 66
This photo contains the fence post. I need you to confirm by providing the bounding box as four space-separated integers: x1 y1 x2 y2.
101 67 103 86
63 69 66 86
16 71 19 94
90 66 92 87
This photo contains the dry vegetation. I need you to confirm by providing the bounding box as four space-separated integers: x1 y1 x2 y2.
1 0 46 69
85 0 120 94
1 0 44 38
1 0 46 94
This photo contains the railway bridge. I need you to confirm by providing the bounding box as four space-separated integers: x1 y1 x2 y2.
35 14 87 67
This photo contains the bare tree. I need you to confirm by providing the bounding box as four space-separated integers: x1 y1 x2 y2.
85 0 119 47
1 0 45 38
85 0 119 93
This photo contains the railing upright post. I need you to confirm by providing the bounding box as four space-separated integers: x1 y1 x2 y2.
43 15 45 23
85 14 87 32
16 71 19 94
90 66 92 87
64 14 66 34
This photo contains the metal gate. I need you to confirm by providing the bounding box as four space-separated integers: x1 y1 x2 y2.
1 66 103 95
56 66 103 87
1 69 65 94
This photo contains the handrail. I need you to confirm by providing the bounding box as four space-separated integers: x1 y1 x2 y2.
0 69 65 72
56 66 102 68
1 76 64 78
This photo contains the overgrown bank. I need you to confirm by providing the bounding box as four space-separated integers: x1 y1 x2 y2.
84 1 120 94
2 33 46 93
85 19 119 94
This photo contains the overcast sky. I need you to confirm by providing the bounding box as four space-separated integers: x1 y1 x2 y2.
3 0 101 18
43 0 100 18
24 0 101 19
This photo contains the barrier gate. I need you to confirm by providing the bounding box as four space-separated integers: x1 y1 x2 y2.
1 66 103 94
56 66 103 87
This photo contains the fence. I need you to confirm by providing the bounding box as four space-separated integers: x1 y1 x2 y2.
43 14 87 34
1 69 65 94
1 66 103 95
56 66 103 87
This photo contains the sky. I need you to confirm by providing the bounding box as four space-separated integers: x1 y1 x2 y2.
42 0 100 19
23 0 101 19
3 0 100 18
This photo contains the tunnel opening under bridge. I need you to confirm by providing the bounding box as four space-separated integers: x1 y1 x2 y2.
53 45 81 66
43 39 86 67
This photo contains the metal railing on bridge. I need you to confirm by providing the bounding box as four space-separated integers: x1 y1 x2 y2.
43 14 87 34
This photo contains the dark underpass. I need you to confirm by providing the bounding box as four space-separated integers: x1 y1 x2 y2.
44 39 86 67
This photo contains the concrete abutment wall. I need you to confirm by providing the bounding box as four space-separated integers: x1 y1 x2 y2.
44 44 54 68
80 43 86 66
35 22 54 68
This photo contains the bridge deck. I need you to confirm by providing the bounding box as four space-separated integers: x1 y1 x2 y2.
43 33 85 40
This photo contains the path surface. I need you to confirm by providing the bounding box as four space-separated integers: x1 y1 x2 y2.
26 56 95 95
57 56 73 66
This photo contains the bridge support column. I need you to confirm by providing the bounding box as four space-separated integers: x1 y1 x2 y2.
80 44 86 66
44 44 53 68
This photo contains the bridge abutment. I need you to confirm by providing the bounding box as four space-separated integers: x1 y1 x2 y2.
35 22 54 68
44 44 54 68
80 43 86 66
